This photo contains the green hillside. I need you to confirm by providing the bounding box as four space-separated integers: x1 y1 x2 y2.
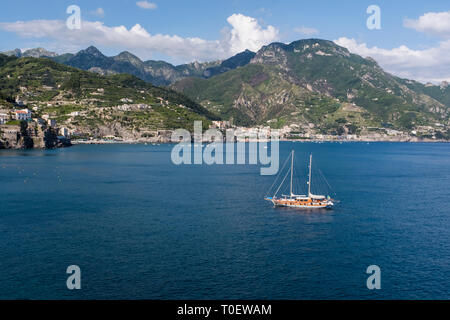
0 54 216 135
173 39 449 136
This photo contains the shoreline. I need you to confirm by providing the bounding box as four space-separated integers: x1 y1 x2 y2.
4 138 447 150
70 138 450 145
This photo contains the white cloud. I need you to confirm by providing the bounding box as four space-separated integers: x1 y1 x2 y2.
92 8 105 17
225 14 279 53
136 1 157 10
293 26 319 36
0 14 278 62
404 11 450 38
334 37 450 83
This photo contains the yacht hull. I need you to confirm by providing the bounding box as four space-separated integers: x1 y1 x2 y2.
265 197 334 209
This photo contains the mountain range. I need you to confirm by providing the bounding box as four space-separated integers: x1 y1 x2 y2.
173 39 450 135
3 46 257 86
3 48 59 59
2 39 450 139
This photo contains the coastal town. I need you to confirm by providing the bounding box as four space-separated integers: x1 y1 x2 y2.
0 96 72 149
1 99 448 149
208 120 449 143
1 42 449 149
1 77 449 149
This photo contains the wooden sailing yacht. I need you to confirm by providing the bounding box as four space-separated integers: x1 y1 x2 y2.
265 151 335 209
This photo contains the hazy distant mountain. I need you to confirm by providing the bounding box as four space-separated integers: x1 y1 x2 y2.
43 46 257 86
2 46 257 86
64 46 111 70
47 46 220 86
2 47 58 58
2 48 22 57
203 49 256 78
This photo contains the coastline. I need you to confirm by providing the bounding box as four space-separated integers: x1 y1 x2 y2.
3 138 446 149
70 137 450 145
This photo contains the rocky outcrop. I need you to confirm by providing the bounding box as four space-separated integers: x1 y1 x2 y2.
72 122 174 143
0 122 71 149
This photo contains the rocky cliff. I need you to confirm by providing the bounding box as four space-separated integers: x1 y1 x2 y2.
0 122 71 149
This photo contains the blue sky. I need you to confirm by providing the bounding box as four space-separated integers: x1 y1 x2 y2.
1 0 450 82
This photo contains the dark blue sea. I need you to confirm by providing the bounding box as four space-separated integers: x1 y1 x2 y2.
0 142 449 299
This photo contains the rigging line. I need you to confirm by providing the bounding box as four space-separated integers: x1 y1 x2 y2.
294 157 304 195
274 167 291 197
264 151 291 197
314 167 324 191
318 168 336 196
294 158 304 195
266 152 290 194
275 168 291 197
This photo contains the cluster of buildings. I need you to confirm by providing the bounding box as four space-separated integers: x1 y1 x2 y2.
210 121 232 130
0 108 32 123
115 104 152 111
0 111 9 124
209 121 301 140
120 98 134 103
207 121 278 141
0 105 73 139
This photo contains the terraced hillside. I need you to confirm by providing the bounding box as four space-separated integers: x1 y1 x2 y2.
172 39 450 137
0 54 216 139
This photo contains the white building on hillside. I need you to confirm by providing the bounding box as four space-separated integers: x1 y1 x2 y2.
15 109 32 121
59 127 69 137
0 112 9 124
48 119 57 128
15 96 24 107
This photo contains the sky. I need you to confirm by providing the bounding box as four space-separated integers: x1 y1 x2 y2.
0 0 449 83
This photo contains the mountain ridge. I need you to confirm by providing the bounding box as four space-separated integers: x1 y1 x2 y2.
2 46 259 86
172 39 449 138
3 44 450 88
2 40 449 139
2 47 58 58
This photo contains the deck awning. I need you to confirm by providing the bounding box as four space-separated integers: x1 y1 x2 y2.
310 194 326 200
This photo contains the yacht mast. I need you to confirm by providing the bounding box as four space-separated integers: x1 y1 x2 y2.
308 154 312 196
290 151 294 196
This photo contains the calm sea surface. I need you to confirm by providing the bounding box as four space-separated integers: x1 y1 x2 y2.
0 142 449 299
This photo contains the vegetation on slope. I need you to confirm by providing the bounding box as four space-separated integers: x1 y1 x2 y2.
0 55 216 134
173 39 449 135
